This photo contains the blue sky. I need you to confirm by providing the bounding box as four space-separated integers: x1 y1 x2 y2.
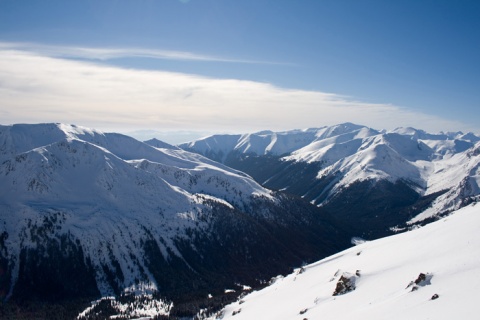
0 0 478 142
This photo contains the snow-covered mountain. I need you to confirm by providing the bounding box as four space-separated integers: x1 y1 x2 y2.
0 123 349 318
2 122 479 318
180 123 480 237
208 202 480 320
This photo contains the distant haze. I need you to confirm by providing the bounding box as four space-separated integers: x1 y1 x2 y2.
127 130 213 145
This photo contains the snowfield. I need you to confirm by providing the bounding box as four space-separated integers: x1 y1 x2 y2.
213 203 480 320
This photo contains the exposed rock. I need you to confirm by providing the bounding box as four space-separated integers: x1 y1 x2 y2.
296 266 306 275
415 273 427 284
333 272 357 296
232 308 242 316
406 272 433 291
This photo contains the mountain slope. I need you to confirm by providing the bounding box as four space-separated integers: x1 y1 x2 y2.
179 123 480 237
0 123 350 317
211 202 480 320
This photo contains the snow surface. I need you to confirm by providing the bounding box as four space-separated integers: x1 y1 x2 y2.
212 203 480 320
181 124 368 158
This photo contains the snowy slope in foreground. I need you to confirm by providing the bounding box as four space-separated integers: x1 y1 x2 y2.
213 203 480 320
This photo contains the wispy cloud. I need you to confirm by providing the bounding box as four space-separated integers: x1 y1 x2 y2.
0 44 475 136
0 42 282 64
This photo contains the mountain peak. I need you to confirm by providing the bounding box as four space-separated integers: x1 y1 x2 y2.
144 138 178 150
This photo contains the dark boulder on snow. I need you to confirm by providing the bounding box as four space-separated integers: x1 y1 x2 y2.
406 272 433 291
333 273 357 296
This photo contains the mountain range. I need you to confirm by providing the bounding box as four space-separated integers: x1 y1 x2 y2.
180 122 480 238
0 122 479 319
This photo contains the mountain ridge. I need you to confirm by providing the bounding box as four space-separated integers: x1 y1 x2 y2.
179 123 480 236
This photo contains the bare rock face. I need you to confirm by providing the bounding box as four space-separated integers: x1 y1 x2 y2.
333 272 358 296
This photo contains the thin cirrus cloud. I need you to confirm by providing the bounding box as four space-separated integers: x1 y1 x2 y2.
0 43 473 136
0 42 281 64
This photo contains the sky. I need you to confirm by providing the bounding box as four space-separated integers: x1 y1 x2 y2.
0 0 479 143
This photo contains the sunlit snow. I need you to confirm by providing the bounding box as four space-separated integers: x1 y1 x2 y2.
213 203 480 320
